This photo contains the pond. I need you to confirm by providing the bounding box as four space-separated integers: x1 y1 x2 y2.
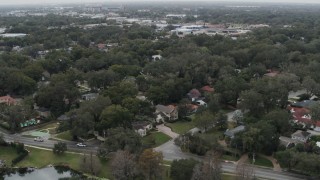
1 166 84 180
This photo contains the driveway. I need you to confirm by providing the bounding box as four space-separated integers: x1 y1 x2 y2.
156 124 179 138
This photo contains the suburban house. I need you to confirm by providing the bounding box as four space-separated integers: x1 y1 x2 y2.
57 114 70 121
155 104 178 122
151 55 162 61
186 104 199 114
0 95 18 106
291 130 311 143
291 100 318 109
81 93 98 101
279 136 300 148
36 107 51 118
288 104 320 131
187 89 201 101
224 125 246 139
132 121 153 137
200 85 214 93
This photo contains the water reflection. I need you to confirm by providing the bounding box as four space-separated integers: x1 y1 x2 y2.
1 166 84 180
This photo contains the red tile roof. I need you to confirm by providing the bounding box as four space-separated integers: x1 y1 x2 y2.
0 95 16 105
201 85 214 92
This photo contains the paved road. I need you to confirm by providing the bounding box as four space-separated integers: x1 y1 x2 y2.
155 140 308 180
1 132 98 154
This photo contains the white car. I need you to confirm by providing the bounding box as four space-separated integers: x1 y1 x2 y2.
76 143 87 147
34 137 44 142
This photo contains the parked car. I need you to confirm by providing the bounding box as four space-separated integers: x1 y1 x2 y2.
34 137 44 142
76 143 87 147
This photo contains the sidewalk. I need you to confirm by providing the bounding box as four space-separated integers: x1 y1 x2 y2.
259 154 282 172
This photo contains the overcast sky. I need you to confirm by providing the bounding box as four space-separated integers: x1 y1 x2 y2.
1 0 320 5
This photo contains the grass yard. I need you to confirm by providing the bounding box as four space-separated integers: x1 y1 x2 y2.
222 173 237 180
142 132 171 148
17 147 112 179
166 121 195 134
19 147 83 169
55 130 73 141
222 155 239 162
249 155 273 168
0 146 19 166
98 158 113 178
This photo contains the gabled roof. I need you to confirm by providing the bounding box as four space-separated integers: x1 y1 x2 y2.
201 85 214 92
187 89 201 99
291 130 311 139
224 125 245 137
132 121 151 130
0 95 16 105
291 100 318 109
156 104 175 114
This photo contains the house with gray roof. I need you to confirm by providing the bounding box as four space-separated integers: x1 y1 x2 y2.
224 125 246 139
291 130 311 143
155 104 178 122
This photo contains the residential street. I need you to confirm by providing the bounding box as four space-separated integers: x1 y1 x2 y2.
155 140 308 180
1 132 98 154
0 125 310 180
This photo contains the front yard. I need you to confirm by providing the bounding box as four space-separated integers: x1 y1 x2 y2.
55 130 73 141
248 155 273 168
166 121 195 134
142 132 171 148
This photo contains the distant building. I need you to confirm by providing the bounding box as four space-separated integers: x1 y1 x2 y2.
81 93 98 101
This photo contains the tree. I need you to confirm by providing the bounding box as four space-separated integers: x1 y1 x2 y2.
111 150 138 180
239 90 264 117
194 111 216 132
71 112 95 139
138 149 163 180
98 127 142 158
263 109 292 134
80 152 102 176
53 142 67 155
236 163 255 180
103 82 138 104
99 105 133 130
80 96 112 122
215 111 227 130
302 76 320 97
310 104 320 124
170 159 198 180
191 150 222 180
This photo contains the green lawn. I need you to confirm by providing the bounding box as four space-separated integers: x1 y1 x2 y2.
142 132 171 148
19 147 83 169
222 173 237 180
222 155 239 162
166 121 195 134
0 146 19 166
55 130 73 141
249 155 273 168
18 147 112 178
